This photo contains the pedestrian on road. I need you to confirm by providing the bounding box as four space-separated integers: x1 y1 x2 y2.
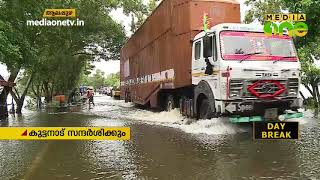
79 85 84 96
87 88 95 108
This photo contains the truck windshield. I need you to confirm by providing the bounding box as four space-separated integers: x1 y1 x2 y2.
220 31 297 61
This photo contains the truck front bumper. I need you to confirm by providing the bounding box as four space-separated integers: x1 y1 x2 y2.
223 98 302 116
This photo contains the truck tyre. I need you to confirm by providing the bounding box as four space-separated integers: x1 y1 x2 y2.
165 95 175 112
179 98 184 115
199 99 214 119
125 91 131 102
194 81 216 119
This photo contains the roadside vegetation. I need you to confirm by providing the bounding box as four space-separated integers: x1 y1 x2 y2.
80 70 120 90
0 0 158 119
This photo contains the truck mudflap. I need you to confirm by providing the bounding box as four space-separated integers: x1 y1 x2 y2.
229 116 263 123
229 112 303 123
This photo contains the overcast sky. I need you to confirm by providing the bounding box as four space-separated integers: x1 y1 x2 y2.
93 0 249 75
0 0 249 79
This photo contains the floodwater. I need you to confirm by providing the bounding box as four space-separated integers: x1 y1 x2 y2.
0 96 319 180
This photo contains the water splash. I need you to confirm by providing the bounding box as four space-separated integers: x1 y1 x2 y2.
127 109 183 123
170 118 250 135
89 97 314 136
122 109 249 135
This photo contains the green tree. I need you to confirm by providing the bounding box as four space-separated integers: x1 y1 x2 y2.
147 0 157 14
91 69 107 90
129 1 149 32
244 0 283 24
79 70 120 90
130 12 147 32
0 0 147 117
0 0 41 117
105 72 120 88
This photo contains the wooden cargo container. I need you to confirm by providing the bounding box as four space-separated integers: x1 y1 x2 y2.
120 0 240 108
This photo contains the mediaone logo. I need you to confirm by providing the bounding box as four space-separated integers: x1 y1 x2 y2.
27 9 84 27
263 14 308 37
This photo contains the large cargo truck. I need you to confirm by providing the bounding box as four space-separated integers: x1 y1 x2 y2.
120 0 302 121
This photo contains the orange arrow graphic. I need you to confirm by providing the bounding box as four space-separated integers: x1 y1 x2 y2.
21 130 27 136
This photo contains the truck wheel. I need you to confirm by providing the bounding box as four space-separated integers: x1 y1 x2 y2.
199 99 214 119
165 95 175 112
194 81 217 120
125 91 130 102
179 97 184 115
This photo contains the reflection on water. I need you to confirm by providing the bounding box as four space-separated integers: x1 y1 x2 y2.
0 96 319 180
0 113 139 180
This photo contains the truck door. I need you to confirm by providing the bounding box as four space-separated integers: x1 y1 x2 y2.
192 33 219 84
206 33 218 76
203 33 220 100
210 33 221 99
192 38 204 82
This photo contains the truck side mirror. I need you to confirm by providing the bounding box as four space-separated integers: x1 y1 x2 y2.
203 35 211 58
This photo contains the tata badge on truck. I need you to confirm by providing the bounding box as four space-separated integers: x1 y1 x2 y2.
120 0 302 122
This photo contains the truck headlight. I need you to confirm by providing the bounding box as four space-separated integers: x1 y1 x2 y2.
229 80 243 98
287 78 299 97
230 91 240 97
288 89 298 96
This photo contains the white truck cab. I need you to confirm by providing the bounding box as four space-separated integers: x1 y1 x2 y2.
191 23 302 120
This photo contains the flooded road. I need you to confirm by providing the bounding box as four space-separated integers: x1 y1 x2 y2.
0 96 319 180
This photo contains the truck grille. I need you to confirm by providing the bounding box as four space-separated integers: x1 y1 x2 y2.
229 78 299 99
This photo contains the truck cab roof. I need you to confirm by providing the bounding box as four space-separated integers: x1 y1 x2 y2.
194 23 290 40
194 23 264 40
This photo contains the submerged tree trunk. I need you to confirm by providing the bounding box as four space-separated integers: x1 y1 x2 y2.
31 82 43 110
0 89 9 120
311 84 319 108
0 75 8 119
303 83 320 108
304 85 314 98
315 85 320 108
0 69 19 119
42 81 55 103
10 73 34 114
43 82 51 103
299 91 306 101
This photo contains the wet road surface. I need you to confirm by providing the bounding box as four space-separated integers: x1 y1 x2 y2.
0 95 319 180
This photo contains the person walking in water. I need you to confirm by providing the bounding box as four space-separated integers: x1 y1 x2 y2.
87 88 95 108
